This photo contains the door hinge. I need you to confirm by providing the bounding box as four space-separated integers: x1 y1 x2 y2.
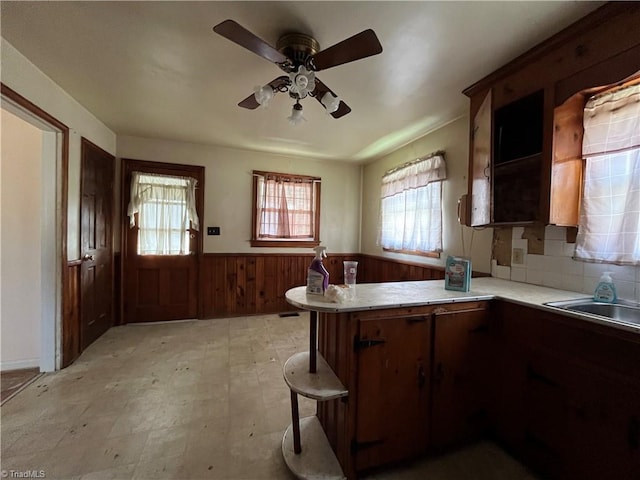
353 336 386 352
351 438 385 454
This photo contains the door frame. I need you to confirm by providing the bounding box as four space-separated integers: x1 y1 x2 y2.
120 158 205 323
1 83 69 371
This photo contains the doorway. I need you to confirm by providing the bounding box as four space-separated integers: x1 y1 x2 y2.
121 159 204 323
1 88 66 372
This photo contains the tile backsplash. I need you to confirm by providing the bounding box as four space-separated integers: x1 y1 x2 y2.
492 226 640 302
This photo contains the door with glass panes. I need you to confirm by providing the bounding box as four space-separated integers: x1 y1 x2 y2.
122 159 204 323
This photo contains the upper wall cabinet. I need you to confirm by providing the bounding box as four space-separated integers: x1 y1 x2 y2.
463 2 640 227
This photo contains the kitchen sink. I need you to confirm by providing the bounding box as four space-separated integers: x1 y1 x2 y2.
545 298 640 326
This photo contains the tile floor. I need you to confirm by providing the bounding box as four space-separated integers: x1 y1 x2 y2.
1 312 539 480
1 368 41 403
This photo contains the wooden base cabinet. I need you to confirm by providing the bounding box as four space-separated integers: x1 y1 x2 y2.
430 304 492 450
315 298 639 479
490 301 640 480
352 310 431 471
317 301 490 478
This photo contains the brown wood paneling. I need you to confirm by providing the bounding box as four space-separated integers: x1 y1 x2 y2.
199 253 464 318
464 3 640 100
114 253 122 325
62 261 81 367
357 254 446 283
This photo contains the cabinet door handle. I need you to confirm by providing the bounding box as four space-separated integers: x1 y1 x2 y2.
418 364 426 389
406 316 428 324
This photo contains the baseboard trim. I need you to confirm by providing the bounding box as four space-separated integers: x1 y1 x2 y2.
1 358 40 372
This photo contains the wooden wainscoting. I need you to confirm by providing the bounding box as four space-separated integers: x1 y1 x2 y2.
200 253 358 318
357 254 446 283
62 260 82 368
199 253 457 318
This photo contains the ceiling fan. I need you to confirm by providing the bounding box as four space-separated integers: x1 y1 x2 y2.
212 20 383 123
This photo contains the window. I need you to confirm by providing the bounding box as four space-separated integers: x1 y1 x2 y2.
252 171 321 247
575 82 640 265
127 172 199 255
379 152 446 256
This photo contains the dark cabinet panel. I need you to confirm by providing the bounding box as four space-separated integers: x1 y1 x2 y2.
430 306 492 449
354 313 431 471
492 301 640 480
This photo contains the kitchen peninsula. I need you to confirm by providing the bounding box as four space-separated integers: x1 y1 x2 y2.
282 278 640 480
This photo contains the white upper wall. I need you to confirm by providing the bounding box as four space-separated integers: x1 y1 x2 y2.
361 116 493 273
117 136 362 254
1 38 117 260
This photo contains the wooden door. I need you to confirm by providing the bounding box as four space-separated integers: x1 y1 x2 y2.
80 138 115 349
430 305 491 450
469 90 492 226
354 313 431 472
122 159 204 324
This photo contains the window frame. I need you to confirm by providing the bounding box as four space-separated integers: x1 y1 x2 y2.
380 180 442 259
378 153 446 258
251 170 321 248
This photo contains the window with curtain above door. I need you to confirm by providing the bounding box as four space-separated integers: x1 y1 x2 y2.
127 172 199 255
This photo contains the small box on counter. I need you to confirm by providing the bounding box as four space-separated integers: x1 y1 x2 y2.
444 255 471 292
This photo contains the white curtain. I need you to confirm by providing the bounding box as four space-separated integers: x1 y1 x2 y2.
575 83 640 265
379 152 446 253
127 172 199 255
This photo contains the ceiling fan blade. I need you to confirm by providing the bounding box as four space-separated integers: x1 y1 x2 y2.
238 76 290 110
313 78 352 119
311 29 383 71
213 20 289 65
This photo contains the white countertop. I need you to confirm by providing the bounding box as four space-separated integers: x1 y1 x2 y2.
285 277 640 334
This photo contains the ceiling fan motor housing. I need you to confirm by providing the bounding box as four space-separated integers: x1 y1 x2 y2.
276 33 320 69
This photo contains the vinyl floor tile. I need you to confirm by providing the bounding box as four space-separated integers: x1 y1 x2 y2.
1 312 539 480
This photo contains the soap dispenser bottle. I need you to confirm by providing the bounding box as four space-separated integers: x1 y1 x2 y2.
306 246 329 295
593 272 617 303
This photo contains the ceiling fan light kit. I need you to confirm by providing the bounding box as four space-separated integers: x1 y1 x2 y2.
253 85 274 108
213 19 383 123
287 101 307 126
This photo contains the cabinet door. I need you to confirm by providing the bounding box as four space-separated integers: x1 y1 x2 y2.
430 307 491 449
354 314 431 472
469 90 492 226
550 93 584 226
565 364 640 480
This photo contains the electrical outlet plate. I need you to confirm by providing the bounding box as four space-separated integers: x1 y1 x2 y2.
512 248 524 265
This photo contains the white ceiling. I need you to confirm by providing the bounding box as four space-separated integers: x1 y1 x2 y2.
0 1 603 163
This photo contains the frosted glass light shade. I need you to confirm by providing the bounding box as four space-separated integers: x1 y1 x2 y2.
321 92 340 114
254 85 274 107
287 104 306 126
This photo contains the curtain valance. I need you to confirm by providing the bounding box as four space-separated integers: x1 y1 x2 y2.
381 152 447 198
127 172 199 231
